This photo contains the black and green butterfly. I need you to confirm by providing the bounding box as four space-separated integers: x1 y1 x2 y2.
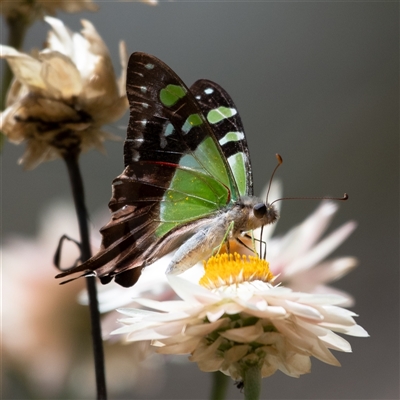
57 52 278 287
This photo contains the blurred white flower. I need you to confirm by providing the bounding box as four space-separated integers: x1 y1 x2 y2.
113 254 368 381
3 201 88 397
2 201 164 398
1 16 128 168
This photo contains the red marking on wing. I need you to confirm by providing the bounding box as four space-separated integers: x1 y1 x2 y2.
224 183 231 204
145 160 180 168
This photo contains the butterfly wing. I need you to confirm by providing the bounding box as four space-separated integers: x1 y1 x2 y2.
189 79 253 197
57 53 253 287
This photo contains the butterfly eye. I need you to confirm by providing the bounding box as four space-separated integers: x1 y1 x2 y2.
253 203 267 219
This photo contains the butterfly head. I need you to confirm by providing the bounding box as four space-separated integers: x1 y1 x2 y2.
253 201 279 226
237 196 278 232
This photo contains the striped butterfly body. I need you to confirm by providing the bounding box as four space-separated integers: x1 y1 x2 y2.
57 52 278 287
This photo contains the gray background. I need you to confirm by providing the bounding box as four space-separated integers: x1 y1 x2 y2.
2 1 398 399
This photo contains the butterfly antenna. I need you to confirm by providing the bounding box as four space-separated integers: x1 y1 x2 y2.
271 193 348 206
266 154 283 203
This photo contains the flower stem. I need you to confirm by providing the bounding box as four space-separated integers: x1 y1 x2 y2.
210 371 229 400
64 154 107 400
243 364 261 400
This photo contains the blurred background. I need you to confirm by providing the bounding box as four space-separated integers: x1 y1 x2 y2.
2 1 398 399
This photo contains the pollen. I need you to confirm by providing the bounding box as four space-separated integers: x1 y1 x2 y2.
199 252 275 289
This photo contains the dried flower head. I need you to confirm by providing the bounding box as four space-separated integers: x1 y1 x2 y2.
1 16 128 168
0 0 98 21
113 254 368 381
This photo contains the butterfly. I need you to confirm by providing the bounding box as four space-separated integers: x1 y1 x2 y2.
56 52 278 287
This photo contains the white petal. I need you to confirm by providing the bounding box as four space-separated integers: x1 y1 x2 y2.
203 302 244 322
286 257 358 291
284 221 357 277
39 51 82 98
310 285 355 307
340 324 369 337
117 308 158 318
269 201 340 265
257 331 282 345
318 330 352 352
0 46 46 90
196 357 225 372
224 345 250 363
296 292 349 306
233 297 287 318
190 336 224 362
167 275 220 304
273 319 341 366
317 305 359 325
45 17 74 57
157 336 201 354
133 297 191 313
279 353 311 377
282 300 324 320
220 320 264 342
184 318 229 336
206 308 226 322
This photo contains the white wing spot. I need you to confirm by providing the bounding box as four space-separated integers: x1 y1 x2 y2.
164 123 174 137
204 88 214 94
131 149 140 162
160 136 167 149
219 131 245 146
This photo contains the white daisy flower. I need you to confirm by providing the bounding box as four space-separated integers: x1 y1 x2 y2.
94 181 357 317
113 253 368 382
0 16 128 168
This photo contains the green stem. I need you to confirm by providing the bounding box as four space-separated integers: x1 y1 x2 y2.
64 154 107 400
210 371 229 400
243 364 261 400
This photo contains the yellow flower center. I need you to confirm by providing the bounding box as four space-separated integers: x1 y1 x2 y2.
199 252 274 289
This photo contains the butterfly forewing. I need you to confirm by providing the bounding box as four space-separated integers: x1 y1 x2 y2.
190 79 254 197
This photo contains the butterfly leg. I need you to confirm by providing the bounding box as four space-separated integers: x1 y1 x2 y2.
212 220 235 256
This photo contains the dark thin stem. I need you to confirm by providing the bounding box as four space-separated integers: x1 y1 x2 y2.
64 154 107 400
210 371 229 400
